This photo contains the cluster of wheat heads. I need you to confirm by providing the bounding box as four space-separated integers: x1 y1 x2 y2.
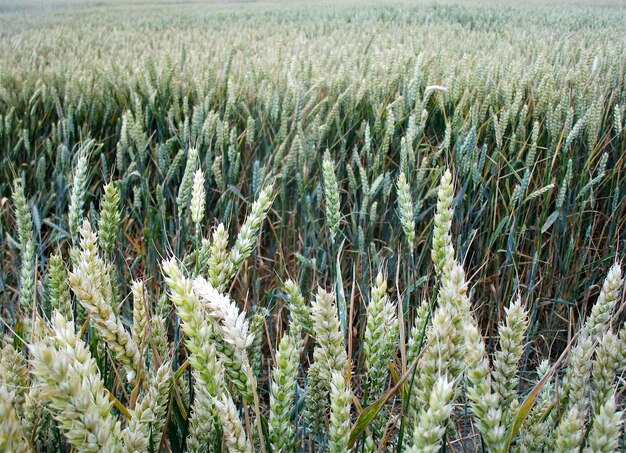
1 0 624 333
2 163 626 452
1 0 626 451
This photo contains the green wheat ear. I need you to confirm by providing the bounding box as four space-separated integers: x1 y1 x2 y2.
322 149 341 243
68 144 91 241
29 314 124 451
554 407 584 451
284 279 312 336
177 148 198 217
46 253 73 322
396 172 416 248
463 319 506 452
98 182 121 254
12 178 35 313
269 332 300 452
363 272 398 442
228 182 274 284
492 297 529 425
432 169 454 278
586 396 623 452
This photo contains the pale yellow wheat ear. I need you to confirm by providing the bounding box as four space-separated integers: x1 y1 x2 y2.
186 372 218 452
68 144 91 241
560 263 623 420
123 360 172 451
310 288 348 384
328 371 352 453
176 148 198 216
69 220 140 382
408 304 456 432
492 296 529 425
363 271 398 445
0 383 30 452
29 313 123 452
213 392 253 453
408 377 454 453
192 276 256 396
463 319 506 452
592 330 620 415
0 341 28 416
131 280 148 354
305 361 327 435
190 167 206 226
586 396 623 452
162 258 224 395
207 223 232 289
304 287 350 441
193 276 254 352
582 262 623 339
554 407 584 451
283 279 312 336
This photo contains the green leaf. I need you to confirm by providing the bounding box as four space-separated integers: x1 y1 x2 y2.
541 211 559 234
335 239 347 338
505 338 572 449
348 358 418 448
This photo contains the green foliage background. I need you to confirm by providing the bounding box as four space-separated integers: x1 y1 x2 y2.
1 0 625 385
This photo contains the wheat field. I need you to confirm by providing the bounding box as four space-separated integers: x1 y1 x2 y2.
1 0 625 451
